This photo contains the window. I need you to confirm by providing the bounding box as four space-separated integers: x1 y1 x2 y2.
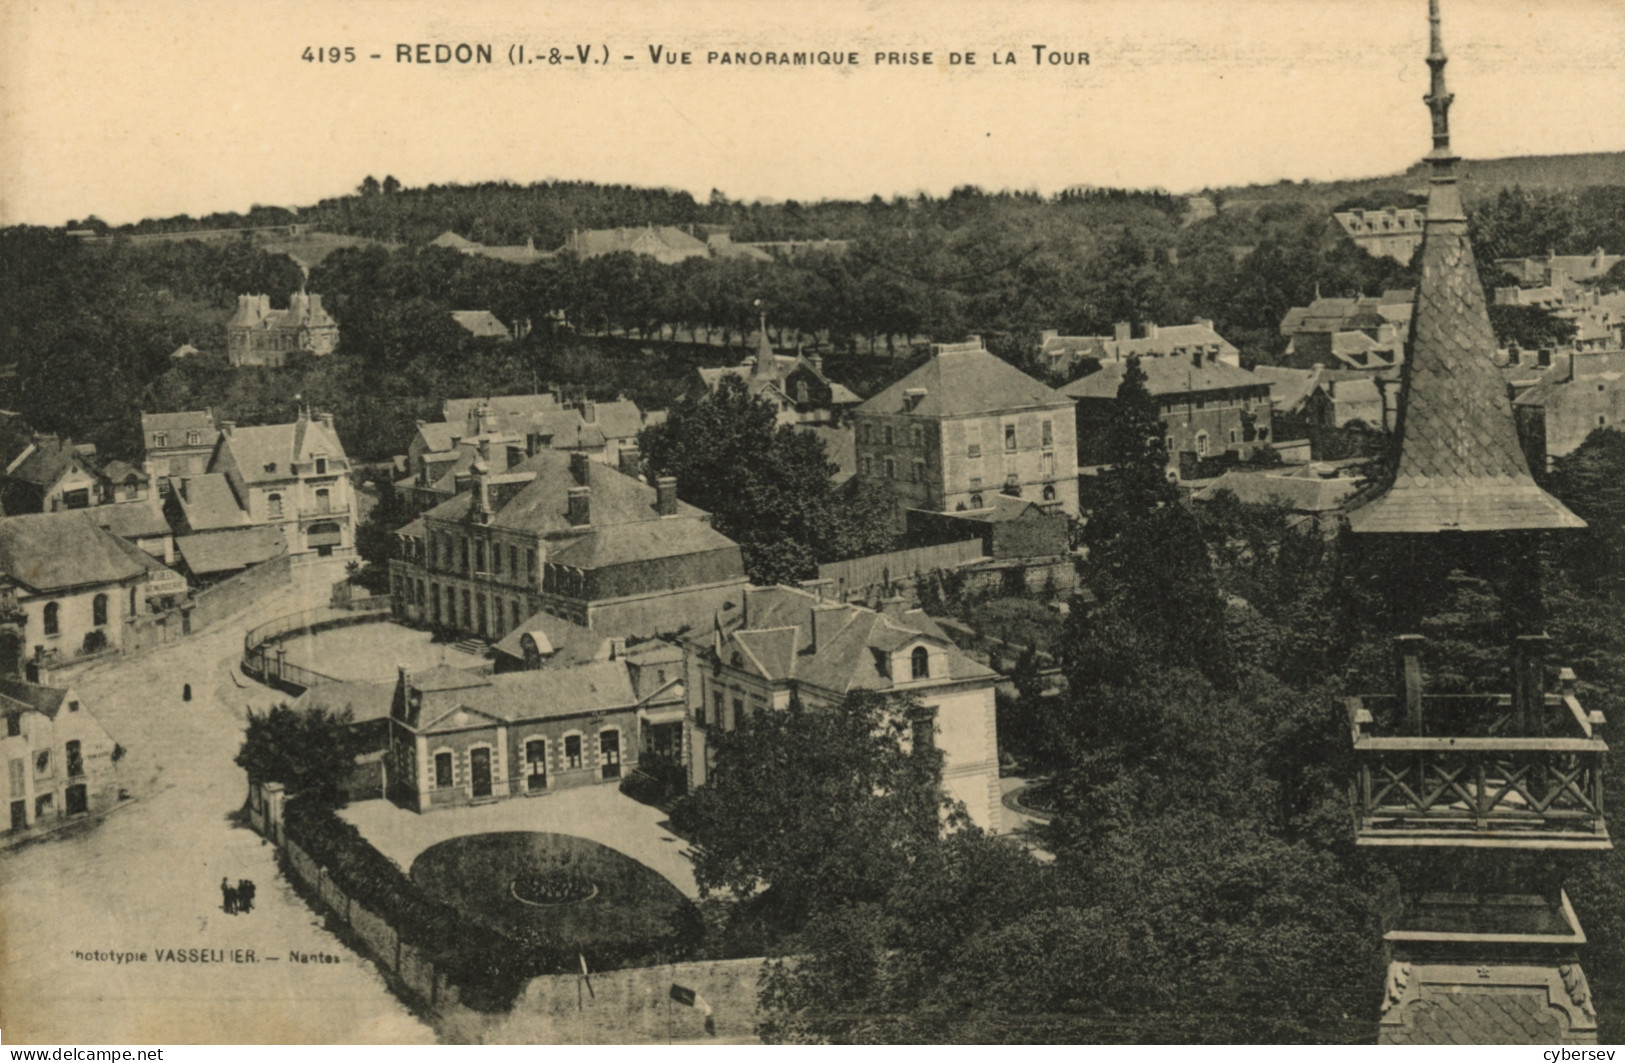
68 700 79 713
492 543 502 574
969 493 983 508
710 691 723 728
434 752 453 788
461 538 470 573
860 457 872 477
5 715 17 738
565 735 583 769
525 739 547 791
187 430 200 445
475 541 485 573
66 740 82 777
43 602 59 637
1229 430 1237 444
796 380 809 403
910 646 930 679
1195 432 1210 456
430 583 441 623
911 460 925 483
911 425 923 447
969 476 982 490
511 600 521 630
967 443 981 459
315 457 327 475
509 545 520 579
885 458 897 479
1004 424 1017 452
1041 451 1056 476
461 590 471 627
476 596 487 636
92 594 108 627
267 493 283 519
153 433 167 448
35 750 50 776
1600 415 1609 427
315 487 330 513
600 730 621 779
1041 419 1054 446
732 697 745 730
884 425 894 446
62 489 90 510
528 551 537 584
1043 484 1057 501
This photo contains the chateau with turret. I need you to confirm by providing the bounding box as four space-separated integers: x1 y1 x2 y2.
225 291 339 367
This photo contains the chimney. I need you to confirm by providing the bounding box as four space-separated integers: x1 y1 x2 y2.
570 450 590 485
656 476 678 517
567 485 591 526
877 595 908 615
1191 346 1203 369
580 400 597 424
317 411 334 430
618 446 643 479
809 603 839 653
1145 322 1159 341
1113 321 1131 344
472 460 492 523
506 444 524 469
178 477 190 503
1194 317 1213 331
1039 328 1059 344
609 637 627 660
219 420 235 437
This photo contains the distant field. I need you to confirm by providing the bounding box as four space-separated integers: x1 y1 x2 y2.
257 230 396 268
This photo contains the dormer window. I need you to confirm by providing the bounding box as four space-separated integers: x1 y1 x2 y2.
910 646 930 680
315 457 327 475
153 433 167 447
187 431 200 445
264 462 277 474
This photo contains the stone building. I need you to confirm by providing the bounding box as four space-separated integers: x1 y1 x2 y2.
141 411 218 492
2 679 121 834
1332 206 1426 263
226 291 339 367
1037 318 1241 378
389 449 745 643
854 338 1079 530
385 657 678 811
1063 355 1274 477
693 328 863 427
685 584 1003 830
203 410 357 557
1511 349 1625 470
0 435 151 514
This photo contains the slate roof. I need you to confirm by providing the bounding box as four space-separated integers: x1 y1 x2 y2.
292 679 397 724
141 410 216 440
177 473 248 531
175 526 287 576
1347 204 1580 532
443 394 559 433
860 344 1074 418
1061 357 1268 400
413 422 459 454
1195 468 1363 513
5 436 99 488
450 310 511 339
548 518 738 568
0 679 69 718
219 418 348 485
90 502 172 540
0 511 150 592
427 448 704 534
716 585 995 694
401 660 638 732
1043 321 1239 363
562 225 710 262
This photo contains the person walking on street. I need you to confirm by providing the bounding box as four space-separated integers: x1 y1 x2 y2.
238 879 255 913
221 877 235 915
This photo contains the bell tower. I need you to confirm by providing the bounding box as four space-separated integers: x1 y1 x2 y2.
1347 2 1605 1044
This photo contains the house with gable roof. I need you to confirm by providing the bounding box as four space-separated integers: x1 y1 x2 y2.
855 338 1079 531
693 329 864 428
559 225 711 265
203 409 357 556
686 584 1002 829
2 678 121 834
1037 318 1242 378
226 291 339 367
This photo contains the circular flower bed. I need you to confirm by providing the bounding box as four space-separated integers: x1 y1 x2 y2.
410 832 699 960
511 869 599 907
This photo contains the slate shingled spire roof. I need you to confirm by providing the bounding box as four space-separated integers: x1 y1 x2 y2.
1347 0 1583 535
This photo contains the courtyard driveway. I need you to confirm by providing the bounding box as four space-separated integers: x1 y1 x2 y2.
341 787 700 898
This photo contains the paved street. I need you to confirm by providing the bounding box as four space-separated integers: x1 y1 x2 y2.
0 563 434 1044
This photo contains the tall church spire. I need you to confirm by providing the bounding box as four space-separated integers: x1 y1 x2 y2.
1347 0 1582 534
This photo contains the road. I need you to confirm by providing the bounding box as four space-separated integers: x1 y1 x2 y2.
0 563 434 1044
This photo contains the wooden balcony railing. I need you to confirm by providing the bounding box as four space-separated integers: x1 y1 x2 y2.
1348 640 1610 851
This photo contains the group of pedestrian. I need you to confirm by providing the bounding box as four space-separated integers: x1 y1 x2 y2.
221 877 256 914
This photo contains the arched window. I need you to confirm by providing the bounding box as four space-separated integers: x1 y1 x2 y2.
92 594 108 627
43 602 60 636
911 646 930 680
267 493 284 519
969 493 983 508
1042 484 1056 501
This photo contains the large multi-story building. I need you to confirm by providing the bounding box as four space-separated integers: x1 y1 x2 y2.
389 449 746 643
1512 349 1625 470
854 339 1079 530
693 332 863 427
1332 206 1426 263
194 410 357 557
685 584 1002 829
141 411 219 492
1036 318 1241 378
226 291 339 366
1062 355 1275 475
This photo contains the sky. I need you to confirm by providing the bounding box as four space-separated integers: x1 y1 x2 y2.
2 0 1623 226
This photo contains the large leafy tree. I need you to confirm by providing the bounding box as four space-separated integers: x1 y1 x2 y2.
669 689 946 928
638 375 894 584
234 703 366 809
